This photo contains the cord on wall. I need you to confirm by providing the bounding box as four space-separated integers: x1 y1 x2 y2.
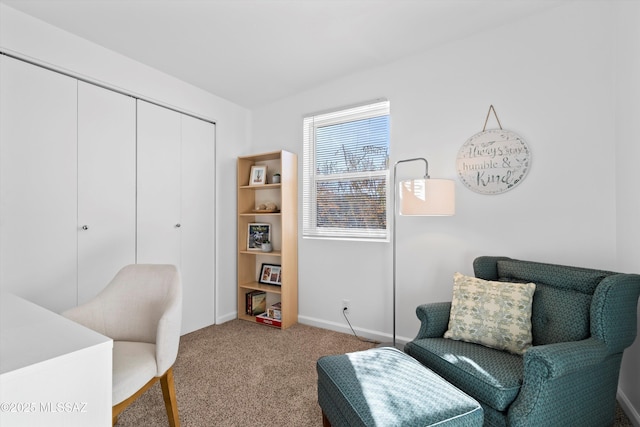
342 307 378 344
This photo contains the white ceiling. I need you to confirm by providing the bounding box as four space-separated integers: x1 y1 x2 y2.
2 0 565 109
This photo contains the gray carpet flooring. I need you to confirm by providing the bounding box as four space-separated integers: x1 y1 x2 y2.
115 320 633 426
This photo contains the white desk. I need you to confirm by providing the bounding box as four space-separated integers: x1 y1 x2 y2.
0 293 112 426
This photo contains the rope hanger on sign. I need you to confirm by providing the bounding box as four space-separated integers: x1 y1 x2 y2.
482 104 503 131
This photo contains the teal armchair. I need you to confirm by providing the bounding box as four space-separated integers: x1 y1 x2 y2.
404 256 640 427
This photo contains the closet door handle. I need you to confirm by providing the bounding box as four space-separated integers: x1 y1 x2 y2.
82 225 89 231
175 223 181 228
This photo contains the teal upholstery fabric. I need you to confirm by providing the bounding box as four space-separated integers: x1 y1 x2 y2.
527 284 591 345
406 338 522 411
405 256 640 427
415 301 451 338
591 274 640 353
317 347 483 427
495 259 612 345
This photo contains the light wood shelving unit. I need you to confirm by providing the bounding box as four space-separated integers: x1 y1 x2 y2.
237 150 298 329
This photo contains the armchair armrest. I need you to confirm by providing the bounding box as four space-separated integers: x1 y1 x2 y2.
591 273 640 353
155 283 182 376
509 338 611 425
413 302 451 340
523 338 608 380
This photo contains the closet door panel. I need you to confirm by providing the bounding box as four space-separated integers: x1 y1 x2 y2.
0 56 78 312
77 82 136 303
181 114 215 332
136 100 181 265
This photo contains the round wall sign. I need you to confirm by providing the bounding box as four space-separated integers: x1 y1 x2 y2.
456 129 531 195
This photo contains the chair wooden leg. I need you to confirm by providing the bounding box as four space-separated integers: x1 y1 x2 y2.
112 375 160 425
322 410 332 427
160 367 180 427
111 368 178 426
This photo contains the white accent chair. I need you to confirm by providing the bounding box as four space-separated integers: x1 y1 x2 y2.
63 264 182 426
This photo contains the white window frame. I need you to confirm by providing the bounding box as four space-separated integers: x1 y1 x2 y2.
303 99 390 242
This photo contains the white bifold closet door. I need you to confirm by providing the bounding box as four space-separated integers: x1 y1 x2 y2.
136 100 182 266
1 57 214 329
180 114 215 332
77 82 136 304
137 100 215 333
0 55 78 312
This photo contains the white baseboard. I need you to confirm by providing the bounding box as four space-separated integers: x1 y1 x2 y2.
213 312 409 344
216 310 237 325
297 314 413 346
618 389 640 427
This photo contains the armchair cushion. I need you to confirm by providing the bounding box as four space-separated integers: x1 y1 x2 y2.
444 273 536 355
406 338 523 411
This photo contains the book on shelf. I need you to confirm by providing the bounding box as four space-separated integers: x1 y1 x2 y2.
245 290 266 316
256 311 282 327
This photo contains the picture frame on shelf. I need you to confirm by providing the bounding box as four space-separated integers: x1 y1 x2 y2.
259 263 282 286
247 223 271 251
249 165 267 185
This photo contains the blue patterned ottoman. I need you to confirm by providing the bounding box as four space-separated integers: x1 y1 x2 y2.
317 347 483 427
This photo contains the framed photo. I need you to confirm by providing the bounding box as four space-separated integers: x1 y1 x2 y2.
249 165 267 185
259 263 282 286
247 223 271 251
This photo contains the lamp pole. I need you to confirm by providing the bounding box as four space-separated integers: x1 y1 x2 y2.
392 158 429 349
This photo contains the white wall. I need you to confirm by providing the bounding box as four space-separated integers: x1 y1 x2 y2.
0 3 251 326
252 0 640 420
253 0 618 340
614 1 640 423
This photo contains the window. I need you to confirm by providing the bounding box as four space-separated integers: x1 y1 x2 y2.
303 99 390 241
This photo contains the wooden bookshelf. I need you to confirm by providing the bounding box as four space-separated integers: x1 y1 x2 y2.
237 150 298 329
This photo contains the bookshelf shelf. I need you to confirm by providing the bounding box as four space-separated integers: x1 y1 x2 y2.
238 212 282 217
238 250 282 257
239 281 282 294
239 183 281 190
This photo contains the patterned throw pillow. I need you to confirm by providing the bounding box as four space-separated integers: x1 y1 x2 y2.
444 273 536 355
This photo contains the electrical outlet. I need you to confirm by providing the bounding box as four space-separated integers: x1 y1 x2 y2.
342 299 351 314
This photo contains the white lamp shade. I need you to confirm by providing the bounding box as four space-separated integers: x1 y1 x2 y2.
399 178 455 216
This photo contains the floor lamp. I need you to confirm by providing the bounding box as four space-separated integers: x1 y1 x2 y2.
382 157 455 349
